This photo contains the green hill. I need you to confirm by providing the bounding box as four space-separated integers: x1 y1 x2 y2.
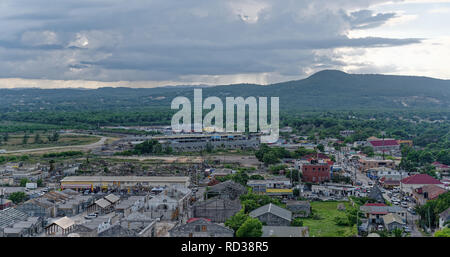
1 70 449 112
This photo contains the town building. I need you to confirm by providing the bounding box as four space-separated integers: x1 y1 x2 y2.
360 203 406 226
286 201 311 218
300 160 331 184
382 213 406 231
311 183 357 197
367 138 400 154
0 199 12 210
358 158 396 172
247 178 292 195
249 203 292 226
400 174 445 195
412 185 447 205
169 218 234 237
262 226 309 237
154 133 260 152
146 186 191 221
60 176 190 191
192 197 241 223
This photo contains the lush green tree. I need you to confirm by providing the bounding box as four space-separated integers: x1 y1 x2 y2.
317 144 325 152
22 134 29 144
236 217 263 237
291 218 304 227
36 179 43 187
361 146 374 157
415 192 450 228
225 210 249 233
249 174 264 180
34 133 42 144
392 228 403 237
262 152 279 165
20 178 30 187
8 192 27 204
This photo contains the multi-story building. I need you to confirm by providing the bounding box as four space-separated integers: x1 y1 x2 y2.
300 160 330 184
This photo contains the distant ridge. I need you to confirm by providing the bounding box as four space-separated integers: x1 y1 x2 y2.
0 70 449 111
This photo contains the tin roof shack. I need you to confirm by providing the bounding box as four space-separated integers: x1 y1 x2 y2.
57 195 94 217
0 208 30 237
115 195 149 218
169 218 233 237
206 180 247 200
45 216 75 236
286 201 311 218
72 213 118 237
10 163 49 184
16 198 57 218
192 197 241 223
115 211 157 237
262 226 309 237
382 213 405 231
360 203 406 227
249 203 292 226
146 186 191 221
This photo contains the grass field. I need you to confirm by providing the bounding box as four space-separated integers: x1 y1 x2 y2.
0 133 99 151
303 201 356 237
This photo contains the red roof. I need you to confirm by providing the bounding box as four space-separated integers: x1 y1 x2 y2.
369 140 399 147
432 162 449 169
401 174 443 185
364 203 387 207
187 218 211 223
417 185 447 200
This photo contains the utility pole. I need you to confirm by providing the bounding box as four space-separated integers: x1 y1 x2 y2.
428 205 431 233
381 131 386 160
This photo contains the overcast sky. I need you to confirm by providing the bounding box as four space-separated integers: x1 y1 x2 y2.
0 0 449 88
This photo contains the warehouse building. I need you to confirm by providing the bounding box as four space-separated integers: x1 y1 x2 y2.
60 176 190 191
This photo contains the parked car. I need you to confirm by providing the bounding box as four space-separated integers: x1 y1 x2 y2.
404 226 411 233
401 202 408 208
407 207 416 215
84 213 98 219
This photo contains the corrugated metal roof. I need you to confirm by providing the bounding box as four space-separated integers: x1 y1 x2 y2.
95 198 111 209
0 208 29 229
249 203 292 222
105 194 120 204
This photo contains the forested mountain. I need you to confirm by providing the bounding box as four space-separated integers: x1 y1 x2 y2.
1 70 449 113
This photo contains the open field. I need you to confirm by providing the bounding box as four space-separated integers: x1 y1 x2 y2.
303 201 356 237
0 133 100 151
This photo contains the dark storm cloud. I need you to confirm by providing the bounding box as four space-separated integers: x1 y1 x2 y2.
0 0 419 83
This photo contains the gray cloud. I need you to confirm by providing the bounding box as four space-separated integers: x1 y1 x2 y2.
0 0 420 84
